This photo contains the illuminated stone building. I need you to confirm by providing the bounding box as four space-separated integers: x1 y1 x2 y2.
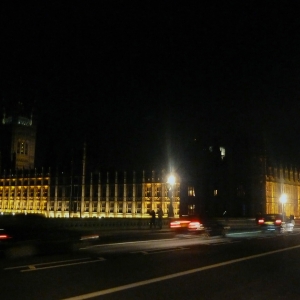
0 102 180 218
0 169 180 218
264 164 300 217
1 102 299 218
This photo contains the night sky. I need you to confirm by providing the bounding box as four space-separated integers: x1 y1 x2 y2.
2 1 300 173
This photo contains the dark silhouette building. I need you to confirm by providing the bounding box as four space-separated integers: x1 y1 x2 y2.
0 102 36 171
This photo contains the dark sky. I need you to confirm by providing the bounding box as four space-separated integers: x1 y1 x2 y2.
2 1 300 172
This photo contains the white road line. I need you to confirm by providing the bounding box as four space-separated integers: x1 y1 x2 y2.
81 237 184 249
21 258 106 272
211 241 240 246
227 231 261 236
62 244 300 300
132 247 189 255
28 265 36 270
5 257 92 270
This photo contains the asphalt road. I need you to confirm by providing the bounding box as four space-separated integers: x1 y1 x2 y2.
1 229 300 300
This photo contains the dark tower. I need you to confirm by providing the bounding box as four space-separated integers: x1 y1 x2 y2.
0 101 36 171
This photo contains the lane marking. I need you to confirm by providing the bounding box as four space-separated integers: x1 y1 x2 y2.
131 247 189 255
62 244 300 300
210 241 240 246
5 257 92 270
28 265 36 270
81 237 185 249
81 235 209 250
226 230 261 236
21 258 106 272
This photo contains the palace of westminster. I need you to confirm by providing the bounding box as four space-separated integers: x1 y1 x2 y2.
1 102 300 219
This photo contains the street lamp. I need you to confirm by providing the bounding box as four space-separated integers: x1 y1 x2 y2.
280 193 287 223
167 175 175 218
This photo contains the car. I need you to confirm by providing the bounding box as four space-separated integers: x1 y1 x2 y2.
170 215 227 237
170 215 204 231
256 213 294 233
0 214 99 259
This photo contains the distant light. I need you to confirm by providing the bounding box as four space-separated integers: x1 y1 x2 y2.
220 147 226 159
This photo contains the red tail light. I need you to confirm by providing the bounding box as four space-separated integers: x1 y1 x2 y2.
0 234 10 240
275 219 282 225
258 219 264 224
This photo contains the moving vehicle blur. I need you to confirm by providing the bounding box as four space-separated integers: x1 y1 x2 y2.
256 213 294 233
0 214 99 259
170 215 227 236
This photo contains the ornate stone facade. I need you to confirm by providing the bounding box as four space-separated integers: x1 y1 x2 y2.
0 169 180 218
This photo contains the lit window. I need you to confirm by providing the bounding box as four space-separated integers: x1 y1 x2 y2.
146 203 151 213
101 202 105 212
145 186 151 197
93 202 97 212
220 147 226 159
118 202 122 213
188 186 195 197
155 187 161 197
214 190 218 196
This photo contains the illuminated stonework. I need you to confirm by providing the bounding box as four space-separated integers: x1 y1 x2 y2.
265 165 300 217
0 170 180 218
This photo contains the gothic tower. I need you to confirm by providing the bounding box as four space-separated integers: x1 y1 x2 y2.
0 101 36 171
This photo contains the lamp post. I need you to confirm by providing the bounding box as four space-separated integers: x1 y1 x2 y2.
279 193 287 223
167 175 175 218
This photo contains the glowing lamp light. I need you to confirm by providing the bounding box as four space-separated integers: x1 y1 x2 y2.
280 194 287 204
167 175 175 185
167 174 176 218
